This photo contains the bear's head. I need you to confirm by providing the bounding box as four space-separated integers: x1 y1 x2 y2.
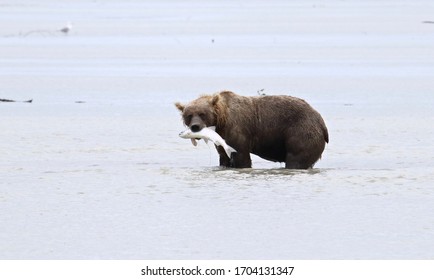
175 94 223 132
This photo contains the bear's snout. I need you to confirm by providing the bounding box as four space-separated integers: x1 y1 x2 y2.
189 115 205 132
191 124 201 132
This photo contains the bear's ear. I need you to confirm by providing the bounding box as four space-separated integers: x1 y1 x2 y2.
175 102 185 112
211 94 219 106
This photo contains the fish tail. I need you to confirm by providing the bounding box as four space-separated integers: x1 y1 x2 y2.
224 144 237 158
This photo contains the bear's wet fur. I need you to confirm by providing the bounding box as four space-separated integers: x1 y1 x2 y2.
175 91 328 169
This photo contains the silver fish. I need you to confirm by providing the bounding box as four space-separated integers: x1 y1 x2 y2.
179 126 237 158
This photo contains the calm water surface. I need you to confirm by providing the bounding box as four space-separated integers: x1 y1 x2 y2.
1 0 434 259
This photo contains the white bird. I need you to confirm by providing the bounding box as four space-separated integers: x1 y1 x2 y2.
59 22 72 34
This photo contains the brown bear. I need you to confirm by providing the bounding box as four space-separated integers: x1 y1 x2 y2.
175 91 328 169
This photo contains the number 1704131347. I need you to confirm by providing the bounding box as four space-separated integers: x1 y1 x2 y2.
234 266 294 276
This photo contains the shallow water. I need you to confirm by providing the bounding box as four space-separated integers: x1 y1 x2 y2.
1 0 434 259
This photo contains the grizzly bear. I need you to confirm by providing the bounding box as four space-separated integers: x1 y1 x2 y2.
175 91 328 169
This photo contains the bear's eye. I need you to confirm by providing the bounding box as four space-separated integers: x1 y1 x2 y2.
199 113 205 118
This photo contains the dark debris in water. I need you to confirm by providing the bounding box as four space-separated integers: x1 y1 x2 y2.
0 98 33 103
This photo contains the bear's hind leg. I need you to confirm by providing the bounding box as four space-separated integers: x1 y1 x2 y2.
285 152 312 169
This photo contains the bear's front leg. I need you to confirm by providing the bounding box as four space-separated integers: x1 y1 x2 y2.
216 146 251 168
218 153 231 167
216 146 231 167
230 150 252 168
